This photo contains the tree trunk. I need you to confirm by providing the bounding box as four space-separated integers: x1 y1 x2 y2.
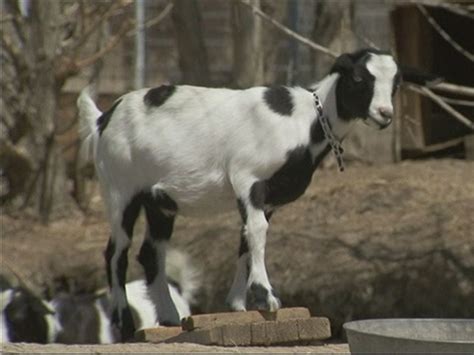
23 1 73 222
261 0 288 85
232 0 264 88
172 0 211 86
311 0 356 80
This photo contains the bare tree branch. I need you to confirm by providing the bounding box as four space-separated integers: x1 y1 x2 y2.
433 96 474 107
407 84 474 130
0 30 29 79
133 2 173 35
431 82 474 97
74 20 132 70
64 2 123 53
237 0 338 58
75 2 173 70
410 0 474 20
4 0 26 43
417 4 474 63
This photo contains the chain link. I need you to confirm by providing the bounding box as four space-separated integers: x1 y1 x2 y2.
312 91 345 172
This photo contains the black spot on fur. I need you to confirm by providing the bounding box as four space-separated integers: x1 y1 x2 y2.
236 198 247 223
122 194 143 238
310 120 325 144
122 190 177 242
144 85 176 107
142 192 176 241
117 248 129 290
250 146 322 209
248 283 269 309
104 238 115 286
392 71 401 96
111 305 136 342
137 239 158 284
4 288 50 343
313 144 331 168
132 191 178 284
264 86 294 116
238 228 249 257
97 99 122 136
250 181 266 210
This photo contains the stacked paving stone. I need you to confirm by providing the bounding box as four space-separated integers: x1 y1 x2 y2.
135 307 331 346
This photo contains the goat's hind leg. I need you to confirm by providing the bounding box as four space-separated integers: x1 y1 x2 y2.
226 225 250 311
105 195 142 341
137 189 180 326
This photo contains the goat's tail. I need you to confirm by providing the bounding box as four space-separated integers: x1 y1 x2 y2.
77 87 102 166
166 248 201 305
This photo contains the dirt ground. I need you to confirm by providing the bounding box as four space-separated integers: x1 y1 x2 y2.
1 341 350 353
2 159 474 350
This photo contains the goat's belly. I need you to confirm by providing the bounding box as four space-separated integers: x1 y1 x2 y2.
159 175 237 217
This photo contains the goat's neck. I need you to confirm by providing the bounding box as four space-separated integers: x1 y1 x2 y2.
313 73 354 141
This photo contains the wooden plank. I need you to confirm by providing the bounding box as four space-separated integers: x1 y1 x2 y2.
181 307 311 331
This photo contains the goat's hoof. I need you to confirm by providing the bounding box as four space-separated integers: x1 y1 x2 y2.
226 298 247 312
111 306 136 342
248 283 281 311
159 319 181 327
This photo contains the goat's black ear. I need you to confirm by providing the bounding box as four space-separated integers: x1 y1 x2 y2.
400 65 444 86
330 53 354 75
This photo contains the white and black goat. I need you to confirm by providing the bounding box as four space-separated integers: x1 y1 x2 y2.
1 250 199 343
78 48 401 341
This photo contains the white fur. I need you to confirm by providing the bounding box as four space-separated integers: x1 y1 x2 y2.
0 290 13 342
94 299 114 344
366 54 398 124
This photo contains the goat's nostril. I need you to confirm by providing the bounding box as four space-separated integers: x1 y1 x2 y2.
379 107 393 119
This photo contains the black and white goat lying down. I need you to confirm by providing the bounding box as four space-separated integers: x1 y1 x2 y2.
78 48 401 341
1 250 199 343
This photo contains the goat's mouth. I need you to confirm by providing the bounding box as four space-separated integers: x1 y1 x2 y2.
363 115 392 130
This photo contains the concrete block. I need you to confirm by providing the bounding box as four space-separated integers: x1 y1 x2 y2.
272 319 300 344
251 319 300 345
259 307 311 321
181 308 311 331
297 317 331 341
135 326 182 343
221 323 252 346
250 322 268 346
181 310 265 331
164 327 222 345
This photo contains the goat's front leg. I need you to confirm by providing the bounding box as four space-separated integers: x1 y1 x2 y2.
227 180 281 311
245 202 281 311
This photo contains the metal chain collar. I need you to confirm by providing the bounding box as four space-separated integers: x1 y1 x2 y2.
312 91 345 172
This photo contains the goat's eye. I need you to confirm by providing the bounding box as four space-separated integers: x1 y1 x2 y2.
353 75 362 83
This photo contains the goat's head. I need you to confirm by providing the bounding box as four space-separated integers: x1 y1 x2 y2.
331 48 400 129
